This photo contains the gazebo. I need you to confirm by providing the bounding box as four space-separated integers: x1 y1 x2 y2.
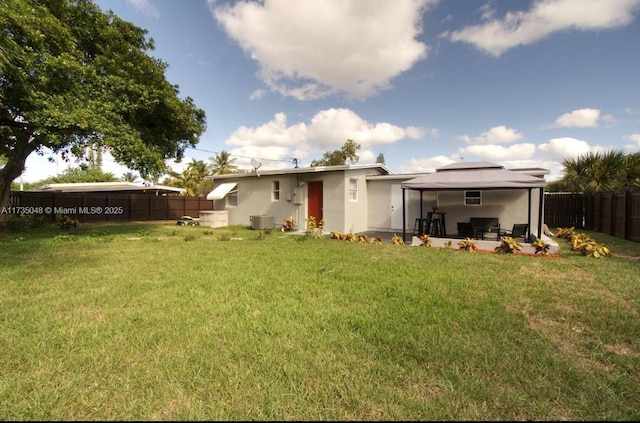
400 162 547 242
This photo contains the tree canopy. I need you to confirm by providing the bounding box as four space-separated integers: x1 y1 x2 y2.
311 139 361 167
546 150 640 193
163 158 213 196
0 0 206 220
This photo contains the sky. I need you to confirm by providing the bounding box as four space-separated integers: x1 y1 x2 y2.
20 0 640 184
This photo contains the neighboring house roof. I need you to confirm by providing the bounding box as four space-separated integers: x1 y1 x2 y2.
208 163 393 180
34 182 186 195
401 162 547 190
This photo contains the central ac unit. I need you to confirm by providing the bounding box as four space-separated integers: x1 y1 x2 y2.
250 215 274 230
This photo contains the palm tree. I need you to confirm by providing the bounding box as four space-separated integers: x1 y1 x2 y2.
210 150 238 175
164 159 212 196
121 171 138 182
556 150 634 193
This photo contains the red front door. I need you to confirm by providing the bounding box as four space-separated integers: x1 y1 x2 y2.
307 181 323 222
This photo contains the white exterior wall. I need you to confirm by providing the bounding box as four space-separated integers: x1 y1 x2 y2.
367 180 436 231
209 166 387 233
212 174 304 229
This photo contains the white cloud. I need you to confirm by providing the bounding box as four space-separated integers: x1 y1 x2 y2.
537 137 604 160
551 108 602 128
222 108 426 168
125 0 160 18
623 133 640 145
249 89 266 101
623 133 640 151
212 0 437 100
458 125 524 145
442 0 640 56
399 155 455 173
459 143 537 161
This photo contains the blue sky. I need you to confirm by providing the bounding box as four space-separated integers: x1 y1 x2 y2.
21 0 640 183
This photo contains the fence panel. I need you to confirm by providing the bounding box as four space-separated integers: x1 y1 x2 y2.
630 191 640 242
8 191 214 223
543 193 584 228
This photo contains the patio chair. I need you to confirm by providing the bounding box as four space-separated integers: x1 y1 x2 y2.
499 223 528 241
456 222 478 239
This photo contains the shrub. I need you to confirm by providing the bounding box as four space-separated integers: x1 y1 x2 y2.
458 237 478 252
495 236 523 254
531 238 551 256
391 234 404 245
418 234 432 247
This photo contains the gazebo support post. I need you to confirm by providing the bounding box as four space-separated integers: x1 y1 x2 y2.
538 187 544 239
527 188 532 241
402 188 406 242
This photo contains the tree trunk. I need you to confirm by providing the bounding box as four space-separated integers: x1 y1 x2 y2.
0 134 35 224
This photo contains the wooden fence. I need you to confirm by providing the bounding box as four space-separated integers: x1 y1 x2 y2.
543 192 585 229
8 191 213 223
543 190 640 242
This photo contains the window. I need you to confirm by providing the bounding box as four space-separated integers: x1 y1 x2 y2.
464 190 481 206
349 178 358 201
227 185 238 207
272 180 280 201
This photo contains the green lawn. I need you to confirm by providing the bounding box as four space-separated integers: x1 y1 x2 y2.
1 221 639 420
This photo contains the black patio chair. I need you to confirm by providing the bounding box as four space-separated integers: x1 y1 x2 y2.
456 222 478 239
499 223 528 241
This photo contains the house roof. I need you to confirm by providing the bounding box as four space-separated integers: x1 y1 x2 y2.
208 163 392 180
34 182 186 195
400 162 547 191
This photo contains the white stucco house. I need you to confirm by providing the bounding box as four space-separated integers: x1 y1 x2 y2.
205 161 549 241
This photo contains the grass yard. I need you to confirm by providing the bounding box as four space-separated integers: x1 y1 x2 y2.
1 221 639 420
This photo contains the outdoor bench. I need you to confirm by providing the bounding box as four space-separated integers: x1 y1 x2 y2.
469 217 500 241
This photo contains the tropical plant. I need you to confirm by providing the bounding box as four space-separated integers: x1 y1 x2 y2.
0 0 206 222
330 231 344 240
369 236 383 245
357 233 368 243
391 233 405 245
282 216 295 231
458 237 478 252
120 172 139 183
304 216 325 238
164 159 212 196
549 150 640 193
555 227 576 240
495 236 523 254
418 234 432 247
531 238 551 256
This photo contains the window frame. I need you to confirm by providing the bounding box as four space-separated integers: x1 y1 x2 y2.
464 190 482 206
272 180 280 201
227 186 238 208
349 178 358 202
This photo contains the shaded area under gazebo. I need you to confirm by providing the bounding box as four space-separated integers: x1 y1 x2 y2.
400 162 547 242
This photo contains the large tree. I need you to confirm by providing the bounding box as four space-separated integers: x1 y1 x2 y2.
311 139 361 166
0 0 206 221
